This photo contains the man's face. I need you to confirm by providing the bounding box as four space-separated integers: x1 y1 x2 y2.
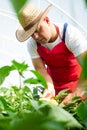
32 17 52 44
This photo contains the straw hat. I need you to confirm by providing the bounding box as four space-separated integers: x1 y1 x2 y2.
16 3 52 42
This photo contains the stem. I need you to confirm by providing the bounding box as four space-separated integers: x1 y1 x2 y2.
19 74 23 111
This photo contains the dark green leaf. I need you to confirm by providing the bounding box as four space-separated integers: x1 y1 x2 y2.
76 101 87 120
84 0 87 7
82 54 87 79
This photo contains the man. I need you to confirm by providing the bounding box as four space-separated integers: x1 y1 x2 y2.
16 3 87 104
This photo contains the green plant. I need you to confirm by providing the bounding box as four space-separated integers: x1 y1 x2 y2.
0 60 86 130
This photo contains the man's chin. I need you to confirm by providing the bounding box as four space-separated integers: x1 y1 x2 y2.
40 41 47 44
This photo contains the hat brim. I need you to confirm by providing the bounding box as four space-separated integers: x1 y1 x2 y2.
16 4 52 42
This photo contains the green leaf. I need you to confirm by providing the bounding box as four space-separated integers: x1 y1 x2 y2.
11 103 82 130
29 99 40 111
0 65 13 85
0 117 12 130
0 60 28 85
55 89 69 101
24 77 40 84
39 104 82 129
76 101 87 120
30 70 48 89
0 96 15 112
12 60 28 77
10 0 28 15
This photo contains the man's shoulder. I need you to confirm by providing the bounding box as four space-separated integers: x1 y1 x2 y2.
27 37 37 49
27 37 36 45
28 37 36 42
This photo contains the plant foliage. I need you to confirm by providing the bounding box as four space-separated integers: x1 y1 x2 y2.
0 60 87 130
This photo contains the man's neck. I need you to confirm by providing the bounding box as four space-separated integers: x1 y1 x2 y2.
49 24 59 42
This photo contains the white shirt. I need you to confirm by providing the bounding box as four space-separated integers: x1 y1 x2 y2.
27 23 87 58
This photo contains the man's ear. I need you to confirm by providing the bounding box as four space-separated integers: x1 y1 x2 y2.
44 17 50 24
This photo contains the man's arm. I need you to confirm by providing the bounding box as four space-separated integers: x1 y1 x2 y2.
32 57 55 98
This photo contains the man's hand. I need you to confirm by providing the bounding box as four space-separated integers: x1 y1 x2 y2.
40 88 55 99
61 85 86 105
60 93 74 105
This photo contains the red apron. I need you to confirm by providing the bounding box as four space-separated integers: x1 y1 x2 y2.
37 24 81 95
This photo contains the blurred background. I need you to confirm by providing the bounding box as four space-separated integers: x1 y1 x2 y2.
0 0 87 86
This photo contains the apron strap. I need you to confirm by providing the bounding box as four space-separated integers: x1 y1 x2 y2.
62 23 68 43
